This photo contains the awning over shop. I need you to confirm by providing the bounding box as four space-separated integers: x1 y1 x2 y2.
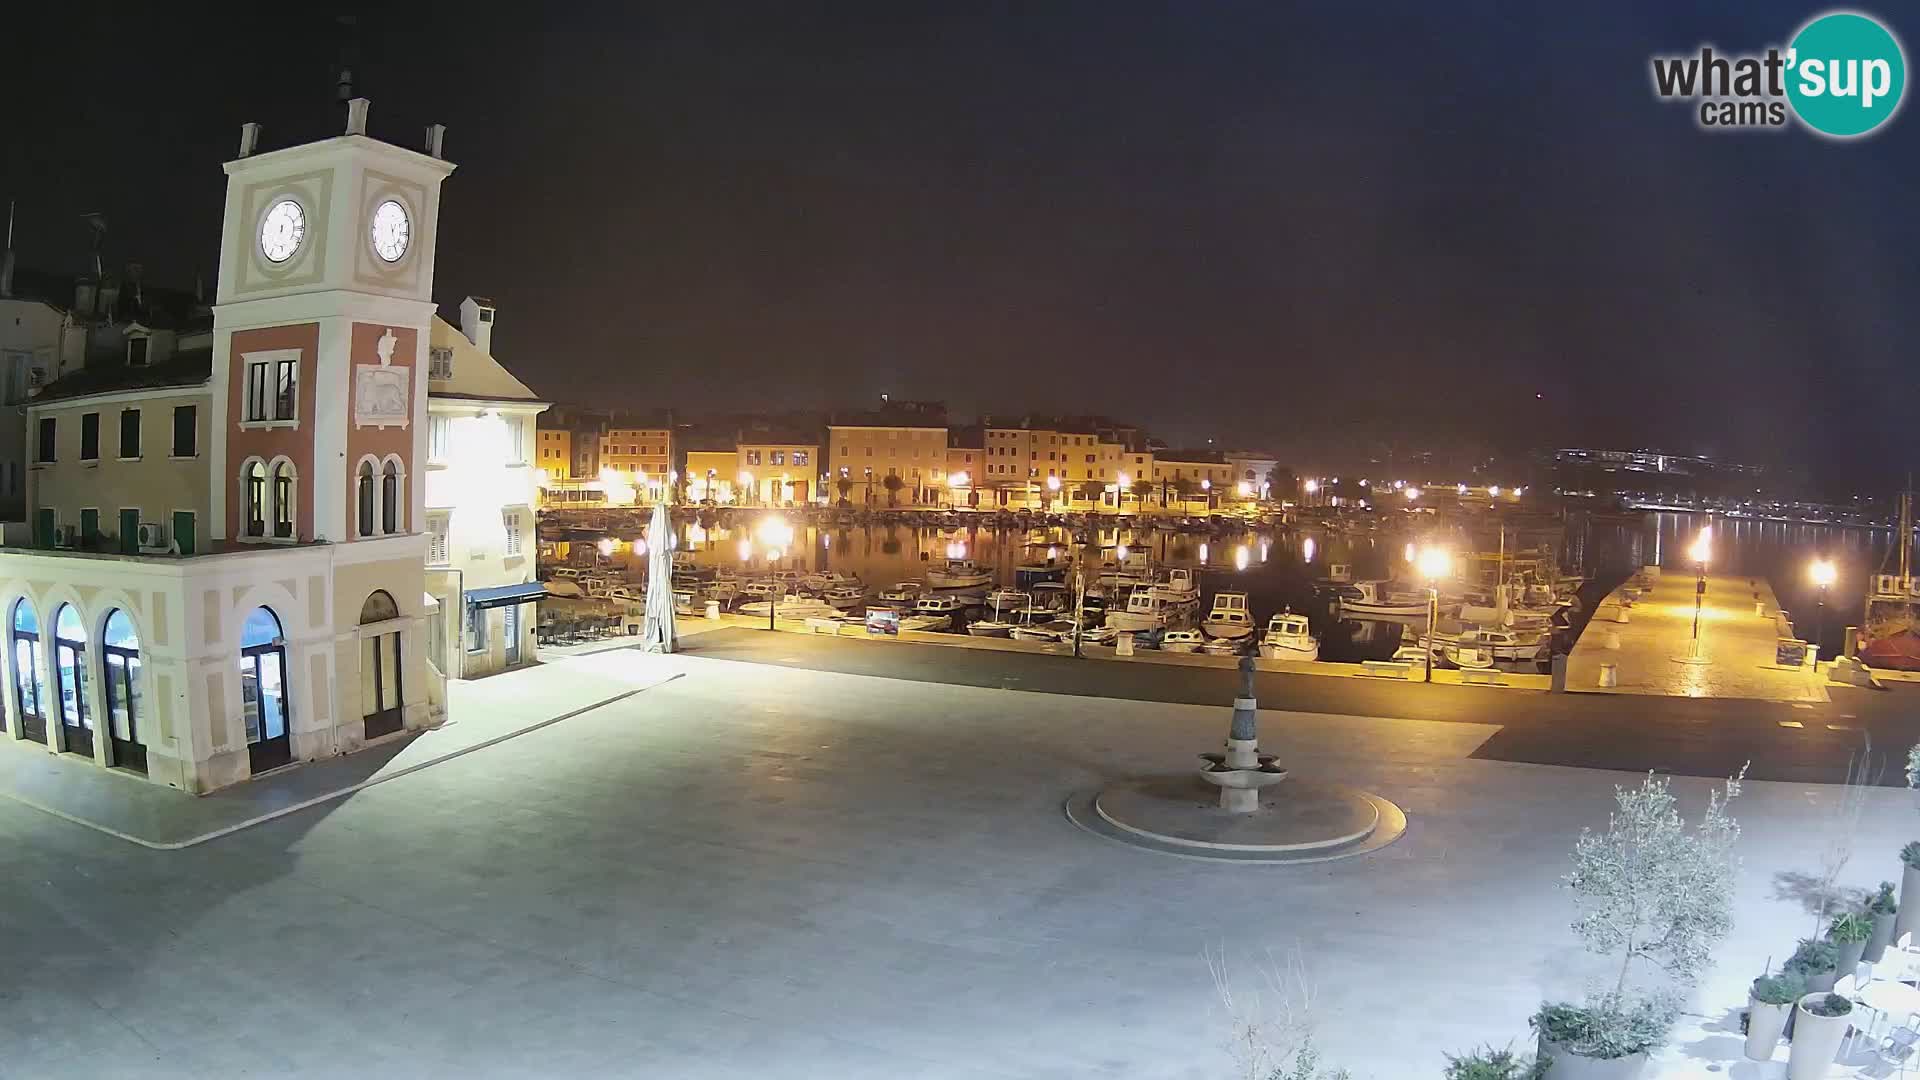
466 582 548 610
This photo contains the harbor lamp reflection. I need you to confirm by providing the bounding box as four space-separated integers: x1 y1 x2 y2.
1810 556 1837 656
1416 546 1450 683
1687 526 1713 660
756 515 793 631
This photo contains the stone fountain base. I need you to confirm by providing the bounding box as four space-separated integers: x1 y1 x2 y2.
1065 775 1406 864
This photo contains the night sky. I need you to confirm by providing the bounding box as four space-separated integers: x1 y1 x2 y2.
6 5 1914 488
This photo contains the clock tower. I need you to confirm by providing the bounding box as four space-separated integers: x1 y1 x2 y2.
210 99 455 546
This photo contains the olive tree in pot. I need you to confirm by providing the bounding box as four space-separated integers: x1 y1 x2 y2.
1535 768 1746 1079
1828 911 1874 977
1742 971 1804 1061
1787 993 1853 1080
1866 881 1899 962
1778 938 1840 1039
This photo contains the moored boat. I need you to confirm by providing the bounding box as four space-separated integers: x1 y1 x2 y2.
1334 581 1430 617
1200 591 1254 640
1158 628 1206 653
1258 612 1320 661
926 558 992 589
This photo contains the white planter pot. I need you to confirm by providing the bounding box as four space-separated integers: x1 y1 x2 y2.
1787 993 1851 1080
1897 864 1920 942
1745 995 1792 1061
1836 936 1868 978
1539 1037 1648 1080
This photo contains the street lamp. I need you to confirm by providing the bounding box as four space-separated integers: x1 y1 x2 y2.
1416 545 1450 683
756 515 793 631
1045 473 1061 513
738 470 755 507
1304 478 1318 507
1687 525 1713 659
1117 472 1131 515
1810 556 1837 656
949 470 970 509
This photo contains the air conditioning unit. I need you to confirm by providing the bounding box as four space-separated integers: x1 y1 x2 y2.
52 524 77 548
136 522 169 553
26 368 46 387
1873 574 1904 597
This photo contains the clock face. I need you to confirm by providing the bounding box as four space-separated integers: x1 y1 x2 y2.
370 199 411 263
259 199 306 264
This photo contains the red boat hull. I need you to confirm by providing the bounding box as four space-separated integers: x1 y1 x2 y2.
1860 629 1920 671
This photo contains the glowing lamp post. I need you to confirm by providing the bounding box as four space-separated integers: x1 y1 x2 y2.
757 515 793 631
1304 478 1318 508
738 470 755 507
949 470 970 509
1416 545 1450 683
1687 525 1712 660
1201 477 1212 514
1810 556 1837 656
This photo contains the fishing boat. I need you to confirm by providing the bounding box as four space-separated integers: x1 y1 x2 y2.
803 570 862 593
1028 582 1072 613
872 581 926 608
926 558 993 589
736 596 837 619
985 587 1029 611
1444 640 1495 669
822 585 866 610
1200 635 1247 656
913 594 966 617
1200 591 1254 640
1158 628 1206 653
1013 556 1069 586
738 580 785 602
1333 581 1430 617
1258 612 1319 661
1105 587 1183 632
1861 490 1920 670
1150 567 1201 605
1097 550 1154 588
1009 625 1062 643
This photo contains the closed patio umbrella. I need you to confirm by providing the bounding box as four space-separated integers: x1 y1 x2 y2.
641 502 677 653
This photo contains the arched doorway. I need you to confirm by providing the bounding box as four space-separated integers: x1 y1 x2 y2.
52 604 92 758
101 610 146 774
240 606 292 774
360 590 404 739
10 599 46 744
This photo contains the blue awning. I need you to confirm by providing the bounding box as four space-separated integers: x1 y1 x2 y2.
466 582 549 610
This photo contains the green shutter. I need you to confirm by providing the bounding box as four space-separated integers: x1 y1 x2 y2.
171 511 195 556
34 508 54 548
79 508 98 549
120 509 140 554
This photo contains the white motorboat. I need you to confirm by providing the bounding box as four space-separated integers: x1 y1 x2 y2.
1199 635 1246 656
704 579 741 604
1028 583 1072 614
1158 629 1206 653
1334 581 1429 617
822 585 866 610
1106 587 1180 632
1444 641 1495 669
926 558 992 589
872 581 926 608
898 612 952 632
803 570 862 593
1391 644 1438 667
1316 562 1353 585
736 597 837 619
969 591 1028 637
1097 550 1153 589
985 587 1028 611
1009 625 1062 643
1258 613 1320 661
913 596 965 626
739 580 785 601
1070 625 1121 646
1151 568 1201 605
1200 591 1254 639
1436 627 1548 663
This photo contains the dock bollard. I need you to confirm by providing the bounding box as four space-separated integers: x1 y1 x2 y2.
1754 601 1764 616
1603 630 1620 650
705 600 721 621
1598 663 1618 688
1116 633 1134 657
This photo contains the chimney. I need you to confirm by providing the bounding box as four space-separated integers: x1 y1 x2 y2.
345 97 370 136
238 122 260 158
459 296 496 355
424 123 447 159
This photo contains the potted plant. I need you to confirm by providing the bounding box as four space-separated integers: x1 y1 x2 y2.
1531 995 1673 1080
1828 911 1874 976
1445 1045 1548 1079
1867 881 1899 962
1743 971 1804 1061
1787 993 1852 1080
1784 937 1841 993
1538 769 1745 1079
1899 841 1920 942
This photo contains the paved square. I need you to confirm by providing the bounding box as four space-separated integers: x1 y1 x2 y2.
0 652 1903 1077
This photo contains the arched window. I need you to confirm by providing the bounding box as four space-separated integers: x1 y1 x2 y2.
381 459 402 534
272 460 296 539
244 460 267 537
10 599 46 744
101 610 145 774
240 606 292 774
356 460 376 538
53 603 92 758
359 590 404 738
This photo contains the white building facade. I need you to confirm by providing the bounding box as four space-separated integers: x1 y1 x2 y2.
423 297 548 680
